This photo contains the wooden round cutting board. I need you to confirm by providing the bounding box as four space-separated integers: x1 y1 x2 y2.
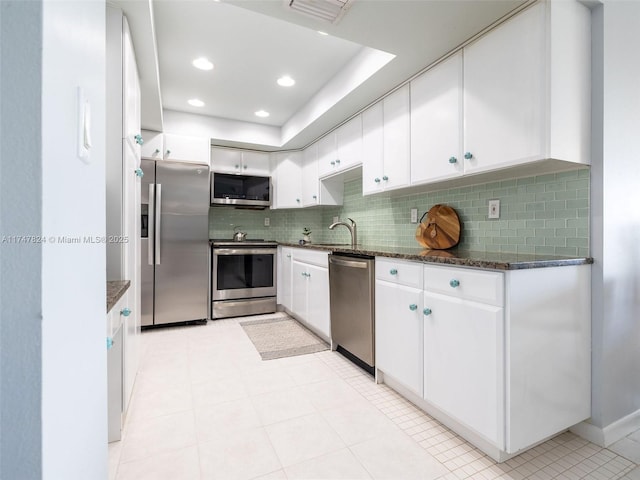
415 204 461 250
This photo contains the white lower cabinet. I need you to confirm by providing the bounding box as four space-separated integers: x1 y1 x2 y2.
277 247 294 311
288 249 330 340
423 291 503 445
375 259 591 461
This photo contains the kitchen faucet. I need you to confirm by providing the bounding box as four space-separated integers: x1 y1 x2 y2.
328 218 357 248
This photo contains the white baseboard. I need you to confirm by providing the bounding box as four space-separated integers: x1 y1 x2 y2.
571 408 640 447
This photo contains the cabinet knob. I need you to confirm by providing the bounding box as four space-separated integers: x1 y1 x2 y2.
286 254 291 258
382 175 389 181
296 198 300 203
464 152 473 160
166 149 171 155
243 165 248 169
134 134 144 145
235 164 240 169
312 195 317 199
120 307 131 317
330 161 335 166
134 168 144 178
423 308 432 316
106 337 114 350
335 159 341 164
409 304 418 311
449 156 457 164
389 268 398 275
449 279 460 288
374 178 381 183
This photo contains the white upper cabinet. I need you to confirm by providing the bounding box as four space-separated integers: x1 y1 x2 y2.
317 115 363 178
410 52 463 185
273 151 302 209
122 17 141 153
210 147 270 175
363 85 411 195
463 1 591 174
302 144 319 207
141 131 210 166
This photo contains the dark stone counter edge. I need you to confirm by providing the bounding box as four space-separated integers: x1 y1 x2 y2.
107 280 131 313
276 243 593 271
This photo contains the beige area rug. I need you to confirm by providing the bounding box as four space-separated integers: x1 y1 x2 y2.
239 314 329 360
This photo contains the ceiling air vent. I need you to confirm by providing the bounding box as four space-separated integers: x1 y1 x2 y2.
286 0 354 24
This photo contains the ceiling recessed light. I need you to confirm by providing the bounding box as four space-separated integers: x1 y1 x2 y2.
317 31 329 36
277 75 295 87
254 110 270 118
192 57 214 71
188 98 205 107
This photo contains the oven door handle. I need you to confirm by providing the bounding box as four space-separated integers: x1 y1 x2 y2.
213 248 277 256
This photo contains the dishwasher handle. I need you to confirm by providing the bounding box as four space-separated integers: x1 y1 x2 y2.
329 256 371 269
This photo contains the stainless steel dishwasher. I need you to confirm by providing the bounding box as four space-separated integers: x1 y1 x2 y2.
329 253 375 372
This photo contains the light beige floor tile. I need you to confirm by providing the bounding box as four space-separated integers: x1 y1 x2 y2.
284 358 339 386
194 397 262 443
241 367 298 397
319 397 401 446
622 466 640 479
116 445 200 480
284 448 372 479
199 426 282 480
191 375 249 409
350 431 449 480
609 438 640 464
629 429 640 444
251 387 317 426
265 413 346 467
119 410 197 463
251 470 288 480
298 378 364 411
125 377 192 422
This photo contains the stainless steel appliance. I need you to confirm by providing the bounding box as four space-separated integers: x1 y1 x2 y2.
211 240 277 319
329 253 375 372
141 159 209 326
210 172 271 208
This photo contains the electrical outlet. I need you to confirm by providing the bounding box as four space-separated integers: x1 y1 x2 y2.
264 217 270 227
488 199 500 219
333 216 339 223
410 208 418 224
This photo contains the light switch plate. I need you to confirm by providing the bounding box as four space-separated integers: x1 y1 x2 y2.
333 216 339 223
488 199 500 219
264 217 270 227
410 208 418 223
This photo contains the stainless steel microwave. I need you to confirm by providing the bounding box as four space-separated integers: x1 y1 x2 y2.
210 172 271 208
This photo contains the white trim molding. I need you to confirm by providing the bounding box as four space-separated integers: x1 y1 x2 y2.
571 409 640 447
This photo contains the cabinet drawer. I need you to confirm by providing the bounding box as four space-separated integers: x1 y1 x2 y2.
424 265 503 306
376 258 423 289
292 248 328 268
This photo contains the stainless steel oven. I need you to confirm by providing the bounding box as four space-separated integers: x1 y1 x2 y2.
211 240 277 319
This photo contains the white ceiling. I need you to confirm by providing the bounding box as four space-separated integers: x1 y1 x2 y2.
119 0 529 150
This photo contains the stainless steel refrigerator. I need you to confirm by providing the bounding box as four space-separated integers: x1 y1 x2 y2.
141 159 209 326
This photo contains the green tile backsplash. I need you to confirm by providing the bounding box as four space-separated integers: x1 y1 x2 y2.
209 169 590 256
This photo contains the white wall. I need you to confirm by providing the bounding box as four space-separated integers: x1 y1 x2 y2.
41 0 108 478
0 2 44 478
587 0 640 444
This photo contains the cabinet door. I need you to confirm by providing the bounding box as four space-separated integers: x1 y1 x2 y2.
291 261 308 320
278 248 294 311
141 130 163 160
423 291 503 445
302 144 319 207
410 52 463 185
362 102 384 195
382 85 411 191
274 152 302 209
164 134 211 166
211 147 243 173
464 3 545 173
335 115 362 170
122 17 141 152
242 150 271 176
306 264 330 339
375 280 423 396
317 133 337 178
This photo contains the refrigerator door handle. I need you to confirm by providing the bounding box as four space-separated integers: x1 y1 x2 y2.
148 183 155 266
155 183 161 265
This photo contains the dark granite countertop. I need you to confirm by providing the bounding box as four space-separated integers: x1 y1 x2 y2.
107 280 130 313
277 242 593 271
